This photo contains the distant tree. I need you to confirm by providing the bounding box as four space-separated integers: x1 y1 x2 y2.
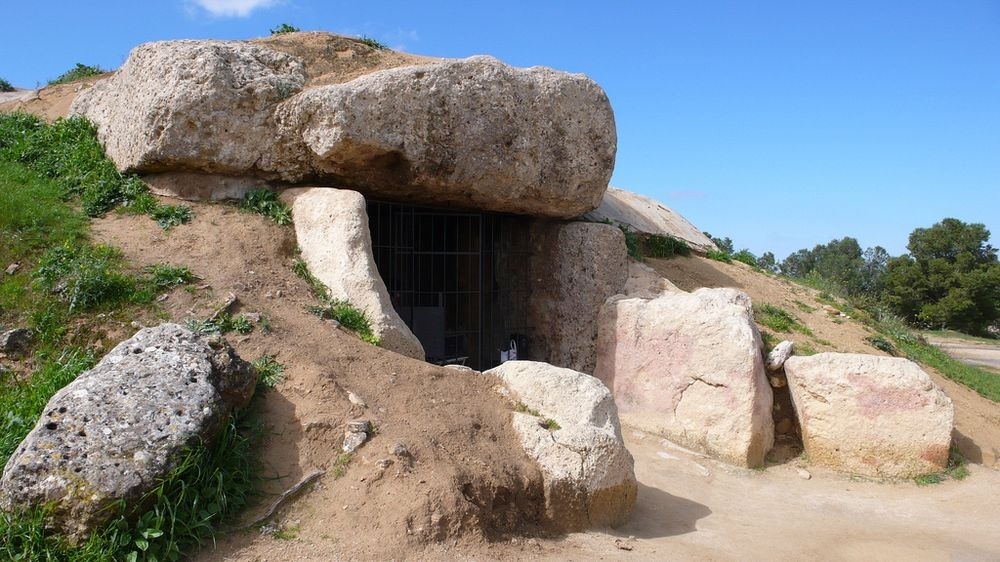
0 77 13 92
883 218 1000 334
270 23 301 35
703 232 733 254
757 251 778 273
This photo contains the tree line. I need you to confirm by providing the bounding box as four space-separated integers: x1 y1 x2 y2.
706 218 1000 336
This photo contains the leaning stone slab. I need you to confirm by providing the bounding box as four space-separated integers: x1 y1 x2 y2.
486 360 636 530
282 187 424 360
595 288 774 467
784 353 954 478
0 324 256 540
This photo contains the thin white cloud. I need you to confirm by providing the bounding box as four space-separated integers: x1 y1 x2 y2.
189 0 280 18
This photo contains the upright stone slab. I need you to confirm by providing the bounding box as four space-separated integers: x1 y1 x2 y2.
0 325 255 540
784 353 954 478
283 187 424 360
529 222 628 374
595 288 774 467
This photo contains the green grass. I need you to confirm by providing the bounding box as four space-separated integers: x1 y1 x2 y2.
914 448 970 486
0 113 191 227
542 418 561 431
0 136 258 561
754 303 813 336
795 341 818 356
240 189 291 225
644 234 690 259
706 249 732 263
921 329 999 345
269 23 301 35
184 313 255 337
865 334 897 354
514 402 541 417
871 311 1000 403
292 258 330 301
294 259 379 346
617 224 642 261
48 63 105 86
252 355 286 388
331 453 353 479
307 300 380 346
0 78 13 92
793 300 817 313
358 35 388 50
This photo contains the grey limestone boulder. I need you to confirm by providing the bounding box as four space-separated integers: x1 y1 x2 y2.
71 37 616 218
0 324 256 540
71 40 306 176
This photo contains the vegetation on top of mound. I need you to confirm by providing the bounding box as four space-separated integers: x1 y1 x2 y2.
1 161 258 561
359 35 389 50
0 78 13 92
645 233 691 259
48 63 105 85
0 113 192 228
270 23 301 35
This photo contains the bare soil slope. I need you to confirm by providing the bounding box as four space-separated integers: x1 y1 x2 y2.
92 202 548 560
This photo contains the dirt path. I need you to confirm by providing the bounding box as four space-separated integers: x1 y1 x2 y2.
543 430 1000 561
926 335 1000 373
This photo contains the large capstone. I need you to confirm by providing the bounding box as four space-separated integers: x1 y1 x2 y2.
71 37 617 219
0 324 256 540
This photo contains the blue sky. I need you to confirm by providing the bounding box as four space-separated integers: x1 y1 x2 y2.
2 1 997 259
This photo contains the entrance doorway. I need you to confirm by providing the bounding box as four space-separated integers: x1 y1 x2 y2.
367 201 531 370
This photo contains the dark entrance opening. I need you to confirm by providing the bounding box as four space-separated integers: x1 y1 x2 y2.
367 201 532 371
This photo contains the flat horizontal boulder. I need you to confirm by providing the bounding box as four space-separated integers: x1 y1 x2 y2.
72 35 616 218
0 324 256 540
486 361 636 530
595 288 774 467
784 353 954 478
71 40 306 175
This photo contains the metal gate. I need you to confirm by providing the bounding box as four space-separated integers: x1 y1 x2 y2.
367 201 531 370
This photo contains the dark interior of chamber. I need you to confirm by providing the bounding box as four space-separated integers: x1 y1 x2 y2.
367 200 533 371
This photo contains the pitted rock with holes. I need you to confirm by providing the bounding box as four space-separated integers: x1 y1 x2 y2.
0 324 256 541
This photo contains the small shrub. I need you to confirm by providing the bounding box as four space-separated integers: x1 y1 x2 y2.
331 453 352 479
542 418 561 431
48 63 105 85
252 355 285 388
645 234 690 259
865 334 896 355
914 472 945 486
146 265 194 290
732 249 758 268
270 23 301 35
0 78 13 92
754 303 813 336
241 189 292 225
308 300 379 346
150 204 193 230
706 249 732 263
515 402 541 417
618 225 642 261
359 35 388 50
185 313 254 336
